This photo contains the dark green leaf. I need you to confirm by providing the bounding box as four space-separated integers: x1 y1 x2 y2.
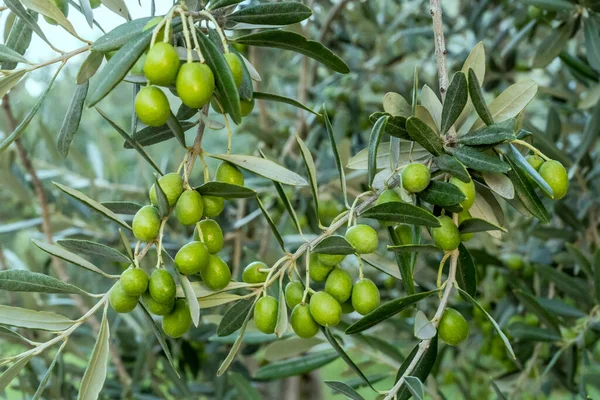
508 323 562 342
513 290 561 335
57 82 88 158
154 175 170 218
324 381 365 400
166 111 186 148
91 17 153 52
227 3 312 25
385 115 410 139
418 181 465 207
272 172 303 236
100 201 142 215
2 16 33 71
312 235 355 255
434 155 470 183
406 116 444 156
565 244 593 276
537 297 586 319
504 144 553 198
490 380 508 400
387 226 414 294
505 156 550 223
0 270 89 295
253 91 320 115
458 120 515 146
395 336 438 400
456 243 477 297
32 340 67 400
449 146 510 172
229 45 252 101
0 43 29 64
254 350 338 380
195 182 256 198
234 30 349 74
323 108 348 206
218 299 254 337
405 376 424 400
345 290 438 334
257 197 286 252
368 115 389 186
128 121 196 148
57 239 130 264
440 72 468 134
361 202 441 227
458 218 506 233
467 68 493 126
584 16 600 72
76 51 103 85
176 103 198 120
208 0 243 10
387 244 442 253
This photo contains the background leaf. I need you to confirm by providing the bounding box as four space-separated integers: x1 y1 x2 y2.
78 305 110 400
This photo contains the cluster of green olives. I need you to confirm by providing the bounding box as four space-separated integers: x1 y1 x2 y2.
525 155 568 200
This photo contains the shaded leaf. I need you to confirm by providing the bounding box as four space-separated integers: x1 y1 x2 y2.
218 298 254 337
458 218 506 233
180 275 200 327
78 305 110 400
0 354 33 392
532 19 574 68
383 92 412 117
229 372 262 400
483 172 514 199
1 15 33 71
256 197 286 252
505 156 550 223
414 310 436 340
406 116 444 156
91 17 153 52
227 3 312 25
324 108 348 205
324 381 365 400
449 146 510 173
166 111 186 148
395 336 438 400
467 68 493 126
58 240 130 264
296 134 320 225
138 303 179 377
458 119 515 146
595 249 600 306
513 290 561 335
584 16 600 72
387 244 442 253
368 115 389 186
217 305 254 376
100 201 142 215
536 265 591 305
418 181 465 207
456 243 477 297
253 91 320 115
508 323 562 342
434 155 470 183
22 0 78 37
0 43 29 64
128 121 196 148
361 202 441 227
312 235 355 255
472 80 537 130
254 350 338 380
32 340 68 400
405 376 424 400
57 82 88 158
3 0 52 50
505 144 553 198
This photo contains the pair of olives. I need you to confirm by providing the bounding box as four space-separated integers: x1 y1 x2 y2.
526 156 568 200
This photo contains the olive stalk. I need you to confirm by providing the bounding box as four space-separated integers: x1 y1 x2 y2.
511 139 550 161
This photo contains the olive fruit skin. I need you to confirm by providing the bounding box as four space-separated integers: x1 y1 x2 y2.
341 300 355 314
457 210 474 242
193 219 223 254
285 281 304 309
309 291 342 327
502 253 524 271
254 296 278 334
142 292 174 316
132 206 161 242
176 63 215 109
345 224 378 254
175 242 209 275
325 268 353 303
449 177 476 211
162 300 192 338
149 269 176 304
109 281 139 313
526 154 544 171
90 0 101 8
201 255 231 290
351 279 380 315
241 98 255 117
120 268 149 297
539 160 568 200
309 253 334 282
135 86 170 127
45 0 69 25
143 42 180 86
224 53 243 88
290 304 320 338
376 188 402 204
402 163 431 193
175 190 204 226
130 53 147 75
242 261 269 283
438 308 469 346
318 253 346 267
216 162 244 186
149 173 183 207
202 196 224 218
394 224 412 245
431 215 461 251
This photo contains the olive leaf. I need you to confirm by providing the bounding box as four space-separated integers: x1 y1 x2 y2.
361 202 441 227
101 201 142 215
458 218 507 233
406 116 444 156
195 182 256 198
295 134 320 225
254 350 339 380
434 155 470 183
253 91 320 115
78 305 110 400
216 300 254 376
227 3 312 25
505 156 550 223
0 355 34 392
256 197 286 252
91 17 153 52
418 181 465 207
395 336 438 400
383 92 412 117
32 340 68 400
456 243 477 297
324 108 349 206
368 115 389 186
21 0 78 37
166 111 186 148
57 82 88 158
57 239 130 264
312 235 355 255
0 270 91 295
584 16 600 73
504 144 554 198
2 14 33 71
208 0 243 10
3 0 52 50
467 68 493 126
0 70 26 99
532 19 575 69
138 303 179 378
230 373 262 400
449 146 510 173
99 0 130 19
457 119 515 146
440 72 468 135
324 381 365 400
387 244 442 253
0 305 74 331
0 43 29 64
217 298 255 337
513 290 561 335
128 121 197 148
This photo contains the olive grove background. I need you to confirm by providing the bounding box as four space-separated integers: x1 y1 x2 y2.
0 0 599 399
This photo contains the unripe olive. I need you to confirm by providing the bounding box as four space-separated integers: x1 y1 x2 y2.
457 210 474 242
438 308 469 346
241 97 255 117
149 173 183 207
285 281 305 309
132 205 161 242
130 53 147 75
351 279 380 315
242 261 269 283
309 291 342 327
144 42 180 86
341 300 355 314
376 188 402 204
120 268 149 297
45 0 69 25
254 295 278 334
309 253 333 282
525 154 544 171
224 53 243 88
175 241 209 275
175 190 204 226
201 255 231 290
502 253 524 271
193 219 223 254
162 299 192 338
142 291 174 316
394 224 413 245
345 224 378 254
109 281 139 313
402 163 431 193
216 161 244 186
202 195 225 218
324 267 353 303
449 177 476 211
539 160 568 200
290 304 319 338
176 63 215 109
431 215 461 251
318 253 346 267
90 0 101 8
149 269 176 304
135 86 170 127
143 16 167 40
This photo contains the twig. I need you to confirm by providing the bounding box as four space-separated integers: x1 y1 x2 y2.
430 0 449 102
185 105 209 178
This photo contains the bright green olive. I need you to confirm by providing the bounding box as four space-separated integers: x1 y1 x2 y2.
285 281 304 309
254 295 278 334
132 205 161 242
149 269 176 304
202 195 225 218
309 291 342 327
224 53 243 88
290 304 319 338
539 160 568 200
449 177 476 211
318 253 346 267
149 173 183 207
175 241 209 275
142 292 174 316
90 0 101 8
120 268 149 297
242 261 269 283
309 253 333 282
526 154 544 171
394 224 413 245
143 42 180 86
351 279 380 315
341 300 355 314
241 97 255 117
130 52 147 75
135 86 170 127
201 255 231 290
325 267 353 303
377 188 402 204
175 190 204 226
45 0 69 25
109 281 139 313
457 210 474 242
431 215 461 251
502 253 525 271
193 219 223 254
216 161 244 186
439 308 469 346
162 299 192 338
176 63 215 109
345 224 378 254
402 163 431 193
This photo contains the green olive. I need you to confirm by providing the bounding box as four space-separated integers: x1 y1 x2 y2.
176 63 215 109
242 261 269 283
309 291 341 327
351 279 380 315
345 224 378 254
402 163 431 193
324 267 353 303
135 86 170 127
193 219 223 254
308 253 333 282
132 205 161 242
431 215 461 251
241 97 255 117
539 160 568 200
175 190 204 226
254 295 278 334
290 304 319 338
284 281 304 309
215 161 244 186
120 268 149 297
149 269 176 304
109 281 139 313
224 53 243 88
175 241 209 275
449 177 476 211
525 154 544 171
202 195 225 218
162 299 192 338
457 210 474 242
149 173 183 207
394 224 413 245
142 291 174 316
143 42 180 86
318 253 346 267
438 308 469 346
502 253 525 271
201 255 231 290
376 188 402 204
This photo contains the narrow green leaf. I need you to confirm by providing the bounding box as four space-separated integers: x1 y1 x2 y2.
565 244 593 276
32 340 68 400
532 19 574 68
195 182 256 198
536 265 592 305
91 17 153 52
57 82 88 158
584 16 600 72
180 275 200 327
2 15 33 71
323 108 348 206
456 243 477 297
217 302 254 376
513 290 561 335
508 323 562 342
505 144 553 198
312 235 355 255
0 354 33 392
434 155 470 183
0 270 90 295
440 72 468 134
166 111 186 148
96 0 129 20
490 380 508 400
0 70 26 98
324 381 365 400
234 30 349 74
22 0 78 37
139 303 179 377
458 218 507 233
3 0 51 49
418 181 465 207
395 336 438 400
296 134 320 225
128 121 196 148
467 68 493 126
218 298 254 337
0 43 29 64
483 172 515 199
504 156 550 223
361 202 441 227
0 305 74 331
458 120 515 146
368 116 389 186
383 92 412 117
256 197 286 252
118 229 134 262
253 91 320 115
387 244 442 253
208 0 243 10
227 3 312 25
101 201 142 215
78 305 110 400
537 297 586 319
229 372 262 400
265 151 303 237
153 175 170 218
274 284 287 338
449 146 510 172
57 239 130 264
387 226 414 294
406 116 444 156
405 376 424 400
254 350 339 380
